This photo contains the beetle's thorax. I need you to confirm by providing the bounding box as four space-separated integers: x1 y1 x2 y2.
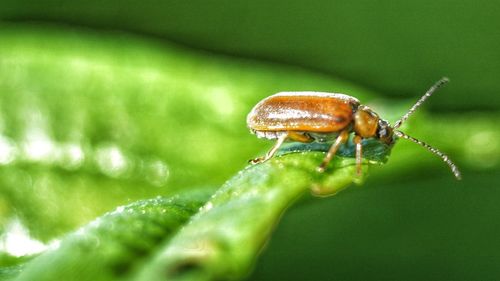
353 105 394 145
353 105 379 138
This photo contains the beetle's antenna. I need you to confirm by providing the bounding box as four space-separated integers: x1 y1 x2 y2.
394 130 461 180
394 77 449 129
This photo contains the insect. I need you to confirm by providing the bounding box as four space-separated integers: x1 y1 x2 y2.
246 77 461 180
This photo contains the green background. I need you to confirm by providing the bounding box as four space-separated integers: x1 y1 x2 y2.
1 1 499 280
2 0 500 110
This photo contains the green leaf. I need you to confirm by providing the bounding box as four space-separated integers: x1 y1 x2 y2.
13 189 213 281
133 154 366 281
0 253 32 281
13 145 391 281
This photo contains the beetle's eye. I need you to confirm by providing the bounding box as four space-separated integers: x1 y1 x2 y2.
377 120 389 138
379 128 387 137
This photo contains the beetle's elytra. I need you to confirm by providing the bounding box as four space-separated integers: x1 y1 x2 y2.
247 78 461 180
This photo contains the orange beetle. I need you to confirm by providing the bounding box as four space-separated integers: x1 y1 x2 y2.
247 78 461 179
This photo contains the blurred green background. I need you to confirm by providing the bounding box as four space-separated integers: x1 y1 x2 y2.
1 1 499 280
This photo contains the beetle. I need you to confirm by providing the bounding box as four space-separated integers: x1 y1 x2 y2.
247 77 461 180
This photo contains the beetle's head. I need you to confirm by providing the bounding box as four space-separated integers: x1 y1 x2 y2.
351 78 461 180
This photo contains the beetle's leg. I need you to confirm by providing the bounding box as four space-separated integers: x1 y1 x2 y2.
353 135 363 176
287 131 313 143
317 129 349 172
249 133 288 164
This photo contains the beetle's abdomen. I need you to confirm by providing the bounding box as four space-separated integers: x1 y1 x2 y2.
247 92 357 133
